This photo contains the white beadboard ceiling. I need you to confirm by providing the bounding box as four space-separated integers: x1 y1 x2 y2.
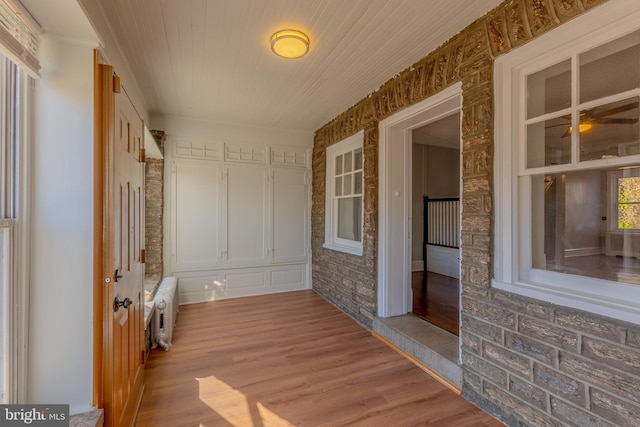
31 0 504 132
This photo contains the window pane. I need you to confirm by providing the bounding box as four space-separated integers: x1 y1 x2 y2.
580 29 640 103
335 176 342 197
354 148 363 170
344 151 353 173
526 59 571 119
343 174 352 196
0 225 9 403
618 176 640 229
354 171 362 194
579 97 640 162
335 154 343 175
527 116 572 168
337 197 362 242
529 169 640 285
1 57 18 219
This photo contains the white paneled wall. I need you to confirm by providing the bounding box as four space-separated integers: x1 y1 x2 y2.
272 168 308 263
224 164 268 265
173 159 220 269
166 138 310 303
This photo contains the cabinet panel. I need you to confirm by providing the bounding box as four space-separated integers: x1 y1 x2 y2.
272 168 308 263
224 165 268 264
172 160 220 270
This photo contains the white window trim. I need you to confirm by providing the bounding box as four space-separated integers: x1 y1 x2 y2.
0 56 31 404
0 0 41 78
324 130 364 256
493 0 640 325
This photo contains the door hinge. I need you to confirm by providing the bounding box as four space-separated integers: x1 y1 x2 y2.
140 249 146 263
112 75 121 93
140 147 146 163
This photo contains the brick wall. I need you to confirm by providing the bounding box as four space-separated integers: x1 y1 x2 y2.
312 0 640 425
145 130 166 287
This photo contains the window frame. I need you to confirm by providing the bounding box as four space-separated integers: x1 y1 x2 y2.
609 169 640 231
324 130 364 256
493 1 640 324
0 53 31 404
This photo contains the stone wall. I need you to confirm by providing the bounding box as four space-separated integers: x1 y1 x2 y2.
313 0 640 425
145 130 166 287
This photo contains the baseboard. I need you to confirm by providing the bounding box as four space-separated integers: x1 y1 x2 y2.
412 260 424 272
564 247 600 257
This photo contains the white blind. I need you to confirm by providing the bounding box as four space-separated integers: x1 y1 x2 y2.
0 56 17 218
0 222 12 403
0 0 39 78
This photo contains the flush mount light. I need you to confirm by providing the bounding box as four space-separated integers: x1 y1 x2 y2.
270 29 309 59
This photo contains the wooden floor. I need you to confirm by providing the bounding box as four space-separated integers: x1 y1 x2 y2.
546 253 640 285
412 272 459 336
136 290 502 427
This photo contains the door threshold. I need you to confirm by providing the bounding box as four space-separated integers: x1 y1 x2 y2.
372 315 461 389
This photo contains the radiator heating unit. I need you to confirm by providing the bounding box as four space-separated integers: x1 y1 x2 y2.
152 277 179 351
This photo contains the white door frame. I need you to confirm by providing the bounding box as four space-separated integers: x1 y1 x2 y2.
377 83 462 318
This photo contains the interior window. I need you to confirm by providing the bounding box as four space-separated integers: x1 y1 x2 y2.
523 28 640 287
493 2 640 323
617 175 640 230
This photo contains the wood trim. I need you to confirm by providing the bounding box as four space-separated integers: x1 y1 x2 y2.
93 59 114 425
372 331 462 395
92 49 104 408
102 65 115 426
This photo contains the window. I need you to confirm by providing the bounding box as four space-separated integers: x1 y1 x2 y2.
494 2 640 324
0 52 31 404
0 0 38 404
616 174 640 230
324 131 364 256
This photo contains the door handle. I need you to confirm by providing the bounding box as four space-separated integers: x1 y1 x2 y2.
114 297 133 312
114 269 123 282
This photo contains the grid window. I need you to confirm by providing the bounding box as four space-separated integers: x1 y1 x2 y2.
494 4 640 323
324 131 364 255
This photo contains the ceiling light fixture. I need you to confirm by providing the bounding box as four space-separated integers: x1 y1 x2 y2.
569 122 594 134
270 29 309 59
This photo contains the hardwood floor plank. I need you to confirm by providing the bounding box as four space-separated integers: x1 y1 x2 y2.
412 271 460 335
136 290 502 426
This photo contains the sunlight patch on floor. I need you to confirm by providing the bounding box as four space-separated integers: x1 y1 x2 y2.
197 376 294 426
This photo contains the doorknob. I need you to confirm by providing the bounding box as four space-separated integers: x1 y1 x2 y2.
114 297 133 312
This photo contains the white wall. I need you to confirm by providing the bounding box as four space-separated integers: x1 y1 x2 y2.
155 115 313 300
28 35 95 414
76 0 149 125
152 114 313 148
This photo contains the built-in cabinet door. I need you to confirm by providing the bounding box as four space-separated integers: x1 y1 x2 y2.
271 168 308 263
172 159 220 270
222 164 268 265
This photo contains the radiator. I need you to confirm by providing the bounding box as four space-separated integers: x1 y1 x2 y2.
152 277 179 351
605 231 640 259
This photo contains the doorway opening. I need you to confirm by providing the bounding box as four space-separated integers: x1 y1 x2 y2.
375 84 462 386
411 113 461 336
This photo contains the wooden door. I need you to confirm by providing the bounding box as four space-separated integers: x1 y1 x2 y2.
100 65 145 427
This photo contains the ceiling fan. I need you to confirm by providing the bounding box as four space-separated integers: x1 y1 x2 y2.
546 100 639 137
